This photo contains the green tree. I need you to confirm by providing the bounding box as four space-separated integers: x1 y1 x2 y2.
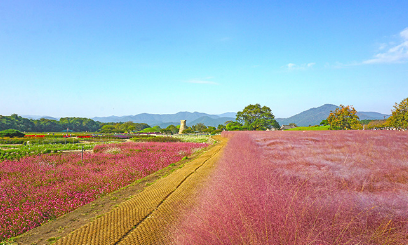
192 123 207 132
366 120 387 130
119 121 137 133
182 127 193 134
140 126 161 133
133 123 151 131
236 104 279 130
320 119 329 126
217 124 226 130
0 129 25 137
226 121 243 131
100 125 116 133
204 126 216 133
166 125 179 134
387 97 408 129
327 105 361 130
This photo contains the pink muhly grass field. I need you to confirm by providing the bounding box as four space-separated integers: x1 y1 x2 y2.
0 141 206 241
172 131 408 244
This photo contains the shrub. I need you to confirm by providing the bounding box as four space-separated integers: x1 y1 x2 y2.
0 129 25 138
131 136 182 142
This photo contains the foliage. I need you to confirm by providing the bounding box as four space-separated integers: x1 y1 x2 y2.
359 119 374 125
173 131 408 244
190 123 207 133
217 124 226 130
100 125 116 133
319 119 329 126
210 129 222 134
131 136 182 142
236 104 279 130
387 97 408 129
100 122 150 133
0 114 153 133
0 141 207 241
226 121 244 131
139 126 161 133
181 128 193 134
365 120 388 129
205 126 216 132
0 129 25 138
285 125 330 131
327 105 361 130
160 125 179 135
0 115 102 132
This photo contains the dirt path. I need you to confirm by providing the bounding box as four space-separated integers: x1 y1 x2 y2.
14 136 227 245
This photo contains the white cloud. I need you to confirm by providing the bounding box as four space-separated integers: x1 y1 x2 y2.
287 63 296 69
378 43 387 50
285 62 315 71
401 28 408 39
363 27 408 64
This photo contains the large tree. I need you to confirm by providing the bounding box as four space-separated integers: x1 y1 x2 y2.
236 104 279 130
327 105 361 130
191 123 207 133
387 97 408 129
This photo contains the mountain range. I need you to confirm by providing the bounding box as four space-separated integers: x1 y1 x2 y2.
21 104 389 127
92 112 236 128
275 104 389 126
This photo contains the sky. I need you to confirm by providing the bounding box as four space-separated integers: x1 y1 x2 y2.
0 1 407 118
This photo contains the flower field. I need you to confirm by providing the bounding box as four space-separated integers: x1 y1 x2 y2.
173 131 408 244
0 141 207 241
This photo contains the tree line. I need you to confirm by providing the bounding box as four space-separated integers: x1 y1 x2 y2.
0 114 225 134
0 114 149 133
322 97 408 130
224 98 407 131
2 97 406 133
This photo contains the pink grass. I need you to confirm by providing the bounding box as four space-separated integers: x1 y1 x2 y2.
0 141 206 241
172 131 408 244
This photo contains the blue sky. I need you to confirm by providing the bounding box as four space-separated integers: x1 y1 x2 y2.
1 1 407 118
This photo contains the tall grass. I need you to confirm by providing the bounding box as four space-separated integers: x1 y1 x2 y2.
172 131 408 244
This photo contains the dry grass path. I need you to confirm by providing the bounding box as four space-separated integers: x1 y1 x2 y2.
49 135 227 245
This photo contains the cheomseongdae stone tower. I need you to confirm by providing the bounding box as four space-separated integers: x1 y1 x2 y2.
179 120 186 134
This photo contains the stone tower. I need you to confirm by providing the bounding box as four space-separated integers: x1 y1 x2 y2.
179 120 186 134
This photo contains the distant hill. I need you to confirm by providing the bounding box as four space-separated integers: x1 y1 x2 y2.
17 107 389 129
276 104 389 127
217 112 236 118
357 112 389 120
276 104 339 127
190 116 235 127
21 115 59 120
92 112 235 127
